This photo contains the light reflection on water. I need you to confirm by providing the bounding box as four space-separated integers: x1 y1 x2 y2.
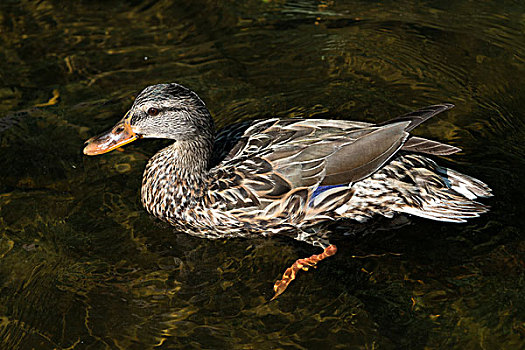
0 1 523 349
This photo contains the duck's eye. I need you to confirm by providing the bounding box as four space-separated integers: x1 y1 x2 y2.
147 107 160 116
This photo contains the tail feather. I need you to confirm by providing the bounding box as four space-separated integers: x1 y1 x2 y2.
400 197 489 223
335 154 491 223
437 167 492 199
395 158 491 222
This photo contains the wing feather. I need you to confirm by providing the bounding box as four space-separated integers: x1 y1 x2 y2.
402 136 461 155
208 104 456 214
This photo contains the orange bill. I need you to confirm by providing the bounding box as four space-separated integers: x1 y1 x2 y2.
83 118 139 155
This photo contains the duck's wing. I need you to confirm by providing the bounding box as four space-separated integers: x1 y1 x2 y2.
208 104 456 207
401 136 461 155
209 120 254 168
386 103 461 155
377 103 454 131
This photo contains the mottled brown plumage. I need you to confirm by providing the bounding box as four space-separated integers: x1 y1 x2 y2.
84 83 492 298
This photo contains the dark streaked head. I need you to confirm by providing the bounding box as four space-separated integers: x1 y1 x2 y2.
84 83 215 155
129 83 214 140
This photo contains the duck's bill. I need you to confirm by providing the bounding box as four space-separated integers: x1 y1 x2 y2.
83 121 139 155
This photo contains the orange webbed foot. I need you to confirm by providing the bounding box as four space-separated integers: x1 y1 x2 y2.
271 244 337 300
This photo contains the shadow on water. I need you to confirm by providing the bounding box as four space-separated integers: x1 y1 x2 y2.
0 0 523 349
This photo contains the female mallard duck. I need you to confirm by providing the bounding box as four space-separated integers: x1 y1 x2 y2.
84 83 491 299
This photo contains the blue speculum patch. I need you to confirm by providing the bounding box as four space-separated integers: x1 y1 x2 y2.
310 184 347 204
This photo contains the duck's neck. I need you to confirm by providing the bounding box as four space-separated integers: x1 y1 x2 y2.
141 136 213 220
168 137 213 176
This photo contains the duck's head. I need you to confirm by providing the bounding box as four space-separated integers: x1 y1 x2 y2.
84 83 214 155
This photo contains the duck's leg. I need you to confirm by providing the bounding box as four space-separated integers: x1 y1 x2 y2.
271 244 337 300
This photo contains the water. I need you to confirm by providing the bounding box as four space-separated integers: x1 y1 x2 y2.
0 1 523 349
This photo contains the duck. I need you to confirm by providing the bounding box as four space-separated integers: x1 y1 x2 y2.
84 83 492 299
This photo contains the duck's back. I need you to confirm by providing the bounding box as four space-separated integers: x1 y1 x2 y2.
204 105 491 235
